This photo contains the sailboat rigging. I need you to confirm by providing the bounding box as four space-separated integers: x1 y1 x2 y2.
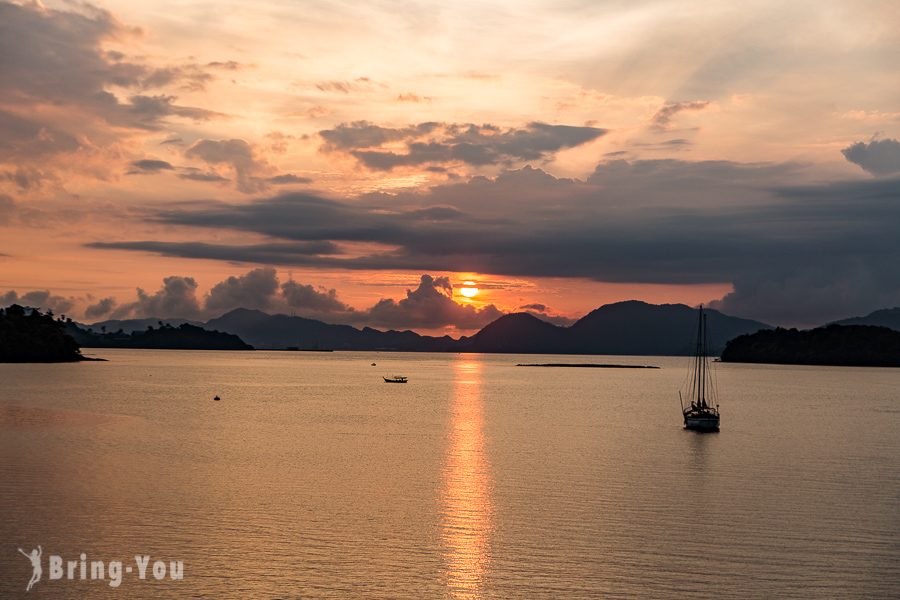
679 305 721 432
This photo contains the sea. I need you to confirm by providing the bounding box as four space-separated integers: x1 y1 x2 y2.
1 349 898 598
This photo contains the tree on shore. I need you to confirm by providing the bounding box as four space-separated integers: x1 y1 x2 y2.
0 304 85 362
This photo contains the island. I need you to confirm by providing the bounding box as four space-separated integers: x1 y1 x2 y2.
0 304 88 362
66 321 253 350
516 363 660 369
720 324 900 367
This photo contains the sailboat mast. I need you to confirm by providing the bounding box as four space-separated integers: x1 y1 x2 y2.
700 311 707 406
694 305 703 405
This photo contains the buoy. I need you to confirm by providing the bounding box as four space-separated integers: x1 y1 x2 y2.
213 395 221 401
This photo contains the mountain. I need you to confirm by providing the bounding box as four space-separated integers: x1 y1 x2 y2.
205 308 456 351
831 307 900 331
565 300 770 355
458 301 769 355
76 301 768 355
721 324 900 367
458 313 568 353
67 322 252 350
203 302 769 355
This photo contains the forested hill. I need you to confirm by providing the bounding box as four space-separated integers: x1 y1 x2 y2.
0 304 85 362
66 322 253 350
720 324 900 367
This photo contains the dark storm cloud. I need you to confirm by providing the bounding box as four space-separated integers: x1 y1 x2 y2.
186 138 266 193
85 297 117 319
85 160 900 326
319 122 440 151
318 121 607 170
520 303 547 311
129 159 175 173
138 65 213 92
126 95 222 129
841 138 900 176
177 169 229 182
266 174 313 185
650 100 709 130
88 240 340 263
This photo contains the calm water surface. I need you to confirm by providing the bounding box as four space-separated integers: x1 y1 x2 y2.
1 350 898 598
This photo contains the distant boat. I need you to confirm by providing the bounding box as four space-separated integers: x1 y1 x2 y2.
679 306 721 432
383 376 408 383
213 395 221 401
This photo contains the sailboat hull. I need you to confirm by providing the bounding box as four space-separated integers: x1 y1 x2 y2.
684 413 720 432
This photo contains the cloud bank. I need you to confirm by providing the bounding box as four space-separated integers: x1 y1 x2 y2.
0 1 239 190
319 121 607 170
2 269 503 331
88 157 900 326
842 138 900 176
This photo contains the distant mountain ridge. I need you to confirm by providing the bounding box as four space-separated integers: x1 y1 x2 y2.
205 308 457 351
188 301 771 355
831 307 900 331
87 317 204 334
6 299 774 356
458 300 770 355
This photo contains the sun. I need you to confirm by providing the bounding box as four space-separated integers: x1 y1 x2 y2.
459 281 479 298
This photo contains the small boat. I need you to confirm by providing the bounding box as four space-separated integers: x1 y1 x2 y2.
213 395 221 401
679 305 720 432
383 376 408 383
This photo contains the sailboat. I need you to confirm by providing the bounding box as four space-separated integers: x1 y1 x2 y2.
679 305 721 432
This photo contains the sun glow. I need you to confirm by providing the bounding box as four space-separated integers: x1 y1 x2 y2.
459 282 479 298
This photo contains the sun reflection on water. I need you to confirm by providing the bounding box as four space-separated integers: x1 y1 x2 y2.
442 359 493 599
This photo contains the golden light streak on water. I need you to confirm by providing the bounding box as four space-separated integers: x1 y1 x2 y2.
442 359 493 599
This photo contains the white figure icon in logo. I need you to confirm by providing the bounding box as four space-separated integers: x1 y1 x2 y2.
17 546 42 591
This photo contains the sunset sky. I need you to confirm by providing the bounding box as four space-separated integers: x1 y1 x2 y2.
1 0 898 333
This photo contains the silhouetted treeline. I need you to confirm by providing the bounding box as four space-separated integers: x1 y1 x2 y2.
721 324 900 367
66 321 253 350
0 304 84 362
